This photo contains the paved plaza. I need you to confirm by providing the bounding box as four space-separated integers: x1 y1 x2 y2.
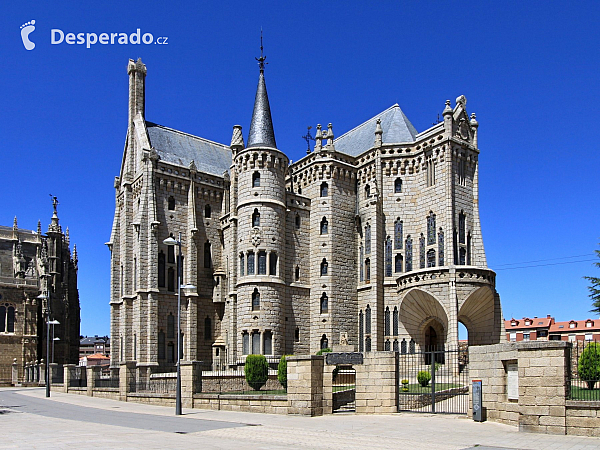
1 388 600 449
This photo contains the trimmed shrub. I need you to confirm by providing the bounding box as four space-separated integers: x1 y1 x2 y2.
401 379 409 392
417 370 431 387
245 354 268 391
278 355 290 389
578 342 600 390
316 348 332 355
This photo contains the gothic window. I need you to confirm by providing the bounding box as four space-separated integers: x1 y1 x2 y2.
252 171 260 188
365 336 372 352
459 247 466 265
467 232 472 265
295 266 300 281
294 327 300 342
438 229 445 266
204 241 212 268
427 212 436 245
459 212 466 244
384 339 391 351
409 338 416 354
295 214 301 229
401 338 407 354
134 258 137 291
158 251 165 288
359 245 364 282
0 304 16 333
320 258 328 276
365 305 371 334
320 182 328 197
239 253 245 276
167 314 175 339
269 252 277 276
247 251 255 275
120 265 124 297
320 334 329 350
426 158 435 187
393 307 399 336
365 258 371 282
158 331 165 360
385 236 392 277
394 178 402 193
252 332 260 354
359 310 364 352
365 223 371 254
205 204 211 218
204 317 212 340
394 219 403 249
168 196 175 210
395 254 403 273
427 249 436 268
167 343 175 363
365 184 371 198
458 159 466 186
320 293 328 314
242 332 249 355
264 331 272 355
406 236 413 272
419 234 425 269
384 307 390 336
167 267 175 292
252 208 260 227
320 217 328 235
252 288 260 311
393 339 399 352
258 251 267 275
168 245 175 264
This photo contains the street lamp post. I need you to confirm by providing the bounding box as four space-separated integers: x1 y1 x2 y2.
36 292 51 397
163 232 196 416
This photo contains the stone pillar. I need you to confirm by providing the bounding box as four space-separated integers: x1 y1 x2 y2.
287 355 324 416
87 366 101 396
180 361 203 408
63 364 76 392
119 361 137 401
12 359 18 385
38 360 45 385
355 352 398 414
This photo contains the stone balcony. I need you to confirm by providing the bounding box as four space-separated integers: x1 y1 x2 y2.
395 265 495 292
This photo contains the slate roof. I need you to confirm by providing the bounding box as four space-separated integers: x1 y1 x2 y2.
146 122 232 176
334 104 418 157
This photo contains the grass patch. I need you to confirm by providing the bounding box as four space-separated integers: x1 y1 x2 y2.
333 385 355 392
219 389 287 396
399 383 462 394
570 385 600 401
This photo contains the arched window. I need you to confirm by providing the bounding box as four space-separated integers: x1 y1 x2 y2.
252 332 260 354
409 338 416 354
427 249 436 268
394 178 402 193
359 310 364 352
438 229 445 266
467 232 472 265
252 208 260 227
365 305 371 334
320 334 329 350
320 217 328 235
384 339 391 351
205 204 211 218
269 252 277 276
239 253 245 276
295 214 301 229
405 236 413 272
158 251 165 288
204 317 212 340
294 327 300 342
394 219 403 249
168 196 175 210
385 236 392 277
359 245 364 282
320 182 328 197
320 293 328 314
384 307 390 336
252 288 260 311
167 314 175 339
427 212 436 245
393 339 399 352
167 343 175 363
247 251 255 275
459 211 466 244
365 336 372 352
395 254 403 273
0 304 15 333
320 258 328 276
365 184 371 198
167 245 175 264
252 171 260 188
365 224 371 254
393 307 399 336
459 247 466 265
264 330 272 355
158 331 165 360
204 241 212 268
401 338 407 354
258 251 267 275
167 267 175 292
365 258 371 282
419 234 426 269
295 266 300 281
242 332 249 355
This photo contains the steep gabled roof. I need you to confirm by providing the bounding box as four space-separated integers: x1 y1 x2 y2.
146 122 232 176
334 104 418 157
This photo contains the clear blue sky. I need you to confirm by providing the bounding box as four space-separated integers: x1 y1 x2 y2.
2 1 599 337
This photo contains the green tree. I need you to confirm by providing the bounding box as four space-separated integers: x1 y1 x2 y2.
277 355 289 389
245 355 268 391
578 342 600 390
584 243 600 314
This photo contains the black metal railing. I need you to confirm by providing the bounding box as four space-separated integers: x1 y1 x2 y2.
569 339 600 401
95 376 119 388
332 366 356 412
69 367 87 388
134 376 177 394
398 347 469 414
199 356 283 395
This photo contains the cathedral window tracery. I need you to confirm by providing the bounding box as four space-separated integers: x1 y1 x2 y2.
247 251 255 275
427 249 436 268
365 258 371 282
427 212 436 245
393 307 399 336
0 304 15 333
419 234 426 269
395 254 403 273
394 219 403 249
385 236 392 277
405 236 413 272
365 224 371 254
258 251 267 275
385 307 390 336
438 229 444 266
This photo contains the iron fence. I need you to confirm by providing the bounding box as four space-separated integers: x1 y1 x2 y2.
69 366 87 388
200 356 284 395
332 366 356 412
133 375 177 394
569 339 600 401
95 376 119 388
51 365 64 384
398 347 469 414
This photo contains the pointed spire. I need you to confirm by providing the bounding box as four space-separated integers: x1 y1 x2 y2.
247 33 277 149
37 220 42 234
72 244 78 269
13 216 17 230
65 227 70 245
48 195 61 233
314 124 323 151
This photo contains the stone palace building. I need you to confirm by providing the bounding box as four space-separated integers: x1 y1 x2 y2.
108 57 504 372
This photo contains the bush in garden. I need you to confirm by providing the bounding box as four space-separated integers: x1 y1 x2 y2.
417 370 431 387
245 354 268 391
316 348 332 355
278 355 290 389
578 342 600 390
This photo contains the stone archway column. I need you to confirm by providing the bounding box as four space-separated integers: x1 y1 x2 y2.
446 268 459 351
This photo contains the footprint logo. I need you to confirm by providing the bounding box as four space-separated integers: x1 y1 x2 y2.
20 20 36 50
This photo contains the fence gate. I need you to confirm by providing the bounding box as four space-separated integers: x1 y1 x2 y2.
398 347 469 414
332 365 356 413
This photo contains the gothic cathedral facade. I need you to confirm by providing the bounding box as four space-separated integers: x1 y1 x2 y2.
108 58 504 372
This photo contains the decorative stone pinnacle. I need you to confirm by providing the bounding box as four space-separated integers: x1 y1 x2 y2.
37 220 42 234
13 216 17 229
230 125 245 149
443 100 453 115
188 160 198 174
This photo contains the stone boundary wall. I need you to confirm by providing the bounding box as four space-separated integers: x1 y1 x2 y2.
201 374 281 393
193 394 287 414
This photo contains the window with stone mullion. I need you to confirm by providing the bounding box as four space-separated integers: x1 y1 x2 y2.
258 251 267 275
385 237 392 277
419 234 426 269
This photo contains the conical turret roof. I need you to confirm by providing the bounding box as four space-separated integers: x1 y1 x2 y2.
247 69 277 149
